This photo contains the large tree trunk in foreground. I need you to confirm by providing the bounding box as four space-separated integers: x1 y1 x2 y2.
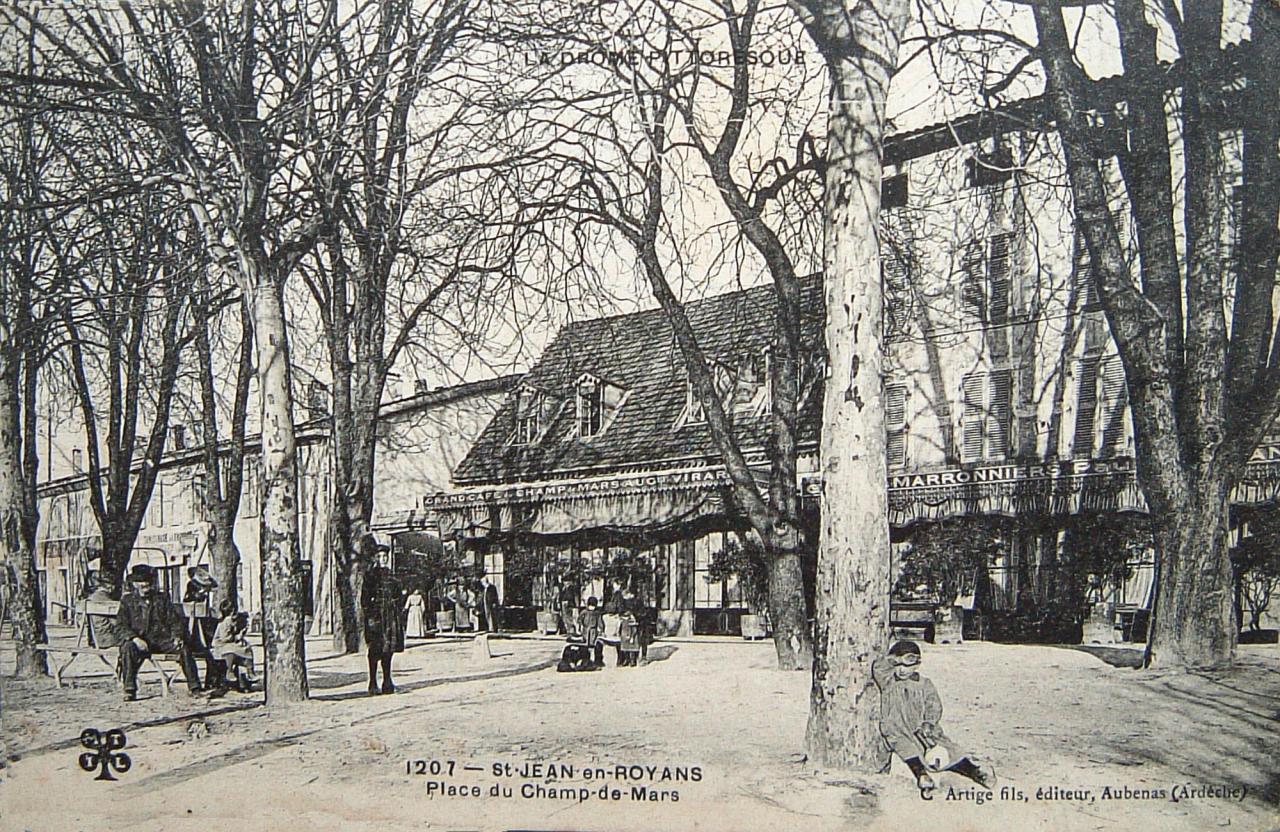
1148 486 1236 668
0 348 44 678
802 0 908 771
255 279 309 704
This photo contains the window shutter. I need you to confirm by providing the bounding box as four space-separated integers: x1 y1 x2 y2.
885 385 907 468
1099 357 1128 455
962 373 985 461
1073 227 1096 306
1072 357 1101 458
960 240 987 320
987 233 1012 325
987 370 1012 458
883 245 911 340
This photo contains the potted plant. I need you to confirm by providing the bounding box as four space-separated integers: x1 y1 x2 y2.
706 536 770 639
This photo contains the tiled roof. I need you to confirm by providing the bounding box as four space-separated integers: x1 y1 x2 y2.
453 276 825 485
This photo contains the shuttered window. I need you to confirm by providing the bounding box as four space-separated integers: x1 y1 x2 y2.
883 244 911 341
1099 357 1128 456
987 234 1013 325
1073 356 1101 458
958 234 1014 324
962 373 985 462
960 240 987 320
886 384 907 468
987 370 1013 458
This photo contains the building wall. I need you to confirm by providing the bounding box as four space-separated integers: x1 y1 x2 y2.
882 132 1139 475
32 384 511 632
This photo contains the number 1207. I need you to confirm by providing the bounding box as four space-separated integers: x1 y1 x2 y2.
406 760 456 776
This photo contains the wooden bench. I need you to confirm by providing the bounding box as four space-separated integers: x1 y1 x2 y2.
889 601 940 644
35 599 217 696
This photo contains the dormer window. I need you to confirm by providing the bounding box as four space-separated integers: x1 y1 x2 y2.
685 352 771 425
575 374 626 439
513 386 545 445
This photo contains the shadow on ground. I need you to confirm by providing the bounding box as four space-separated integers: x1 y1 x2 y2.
1090 655 1280 804
1060 644 1146 669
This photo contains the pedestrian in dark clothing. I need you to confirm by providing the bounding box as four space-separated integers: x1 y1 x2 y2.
116 564 205 701
361 539 405 695
872 640 996 798
480 576 501 632
182 564 226 690
578 596 604 667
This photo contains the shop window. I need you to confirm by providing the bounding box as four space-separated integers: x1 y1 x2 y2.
575 374 626 439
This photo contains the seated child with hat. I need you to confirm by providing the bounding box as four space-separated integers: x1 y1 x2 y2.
871 639 996 797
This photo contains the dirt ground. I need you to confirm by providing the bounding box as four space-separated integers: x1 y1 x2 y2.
1 634 1278 832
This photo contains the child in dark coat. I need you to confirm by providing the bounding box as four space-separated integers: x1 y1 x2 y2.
872 640 996 797
577 596 605 667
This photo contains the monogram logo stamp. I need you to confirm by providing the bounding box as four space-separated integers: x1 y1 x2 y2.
78 728 131 781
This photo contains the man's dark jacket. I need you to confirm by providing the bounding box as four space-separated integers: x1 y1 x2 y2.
116 591 187 649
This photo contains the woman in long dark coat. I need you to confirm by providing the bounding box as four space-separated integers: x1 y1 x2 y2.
361 541 405 695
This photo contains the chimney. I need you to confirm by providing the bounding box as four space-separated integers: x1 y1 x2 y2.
415 379 430 396
172 425 186 450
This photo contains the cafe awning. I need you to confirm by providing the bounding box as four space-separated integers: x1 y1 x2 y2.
422 466 742 543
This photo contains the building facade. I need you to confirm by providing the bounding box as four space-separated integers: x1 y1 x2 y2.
32 376 517 633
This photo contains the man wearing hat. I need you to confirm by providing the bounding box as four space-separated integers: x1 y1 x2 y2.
116 564 205 701
360 537 405 695
183 564 227 692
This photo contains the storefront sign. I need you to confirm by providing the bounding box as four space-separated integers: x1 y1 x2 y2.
424 467 733 510
888 457 1134 490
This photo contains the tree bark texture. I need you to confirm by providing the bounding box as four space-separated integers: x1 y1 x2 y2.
1148 486 1236 667
799 0 909 771
0 346 45 678
254 279 309 704
1030 0 1280 669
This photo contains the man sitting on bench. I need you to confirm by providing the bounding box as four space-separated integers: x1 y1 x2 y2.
117 564 206 701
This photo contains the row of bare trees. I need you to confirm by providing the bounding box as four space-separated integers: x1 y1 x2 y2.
2 0 1276 774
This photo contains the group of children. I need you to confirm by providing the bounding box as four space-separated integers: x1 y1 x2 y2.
556 594 647 671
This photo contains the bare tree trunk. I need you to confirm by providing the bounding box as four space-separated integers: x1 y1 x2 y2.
0 346 44 678
254 278 309 703
196 296 252 612
799 0 909 770
768 546 812 669
1148 486 1236 667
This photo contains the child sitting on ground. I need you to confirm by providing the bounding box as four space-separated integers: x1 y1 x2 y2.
211 600 259 692
871 640 995 797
